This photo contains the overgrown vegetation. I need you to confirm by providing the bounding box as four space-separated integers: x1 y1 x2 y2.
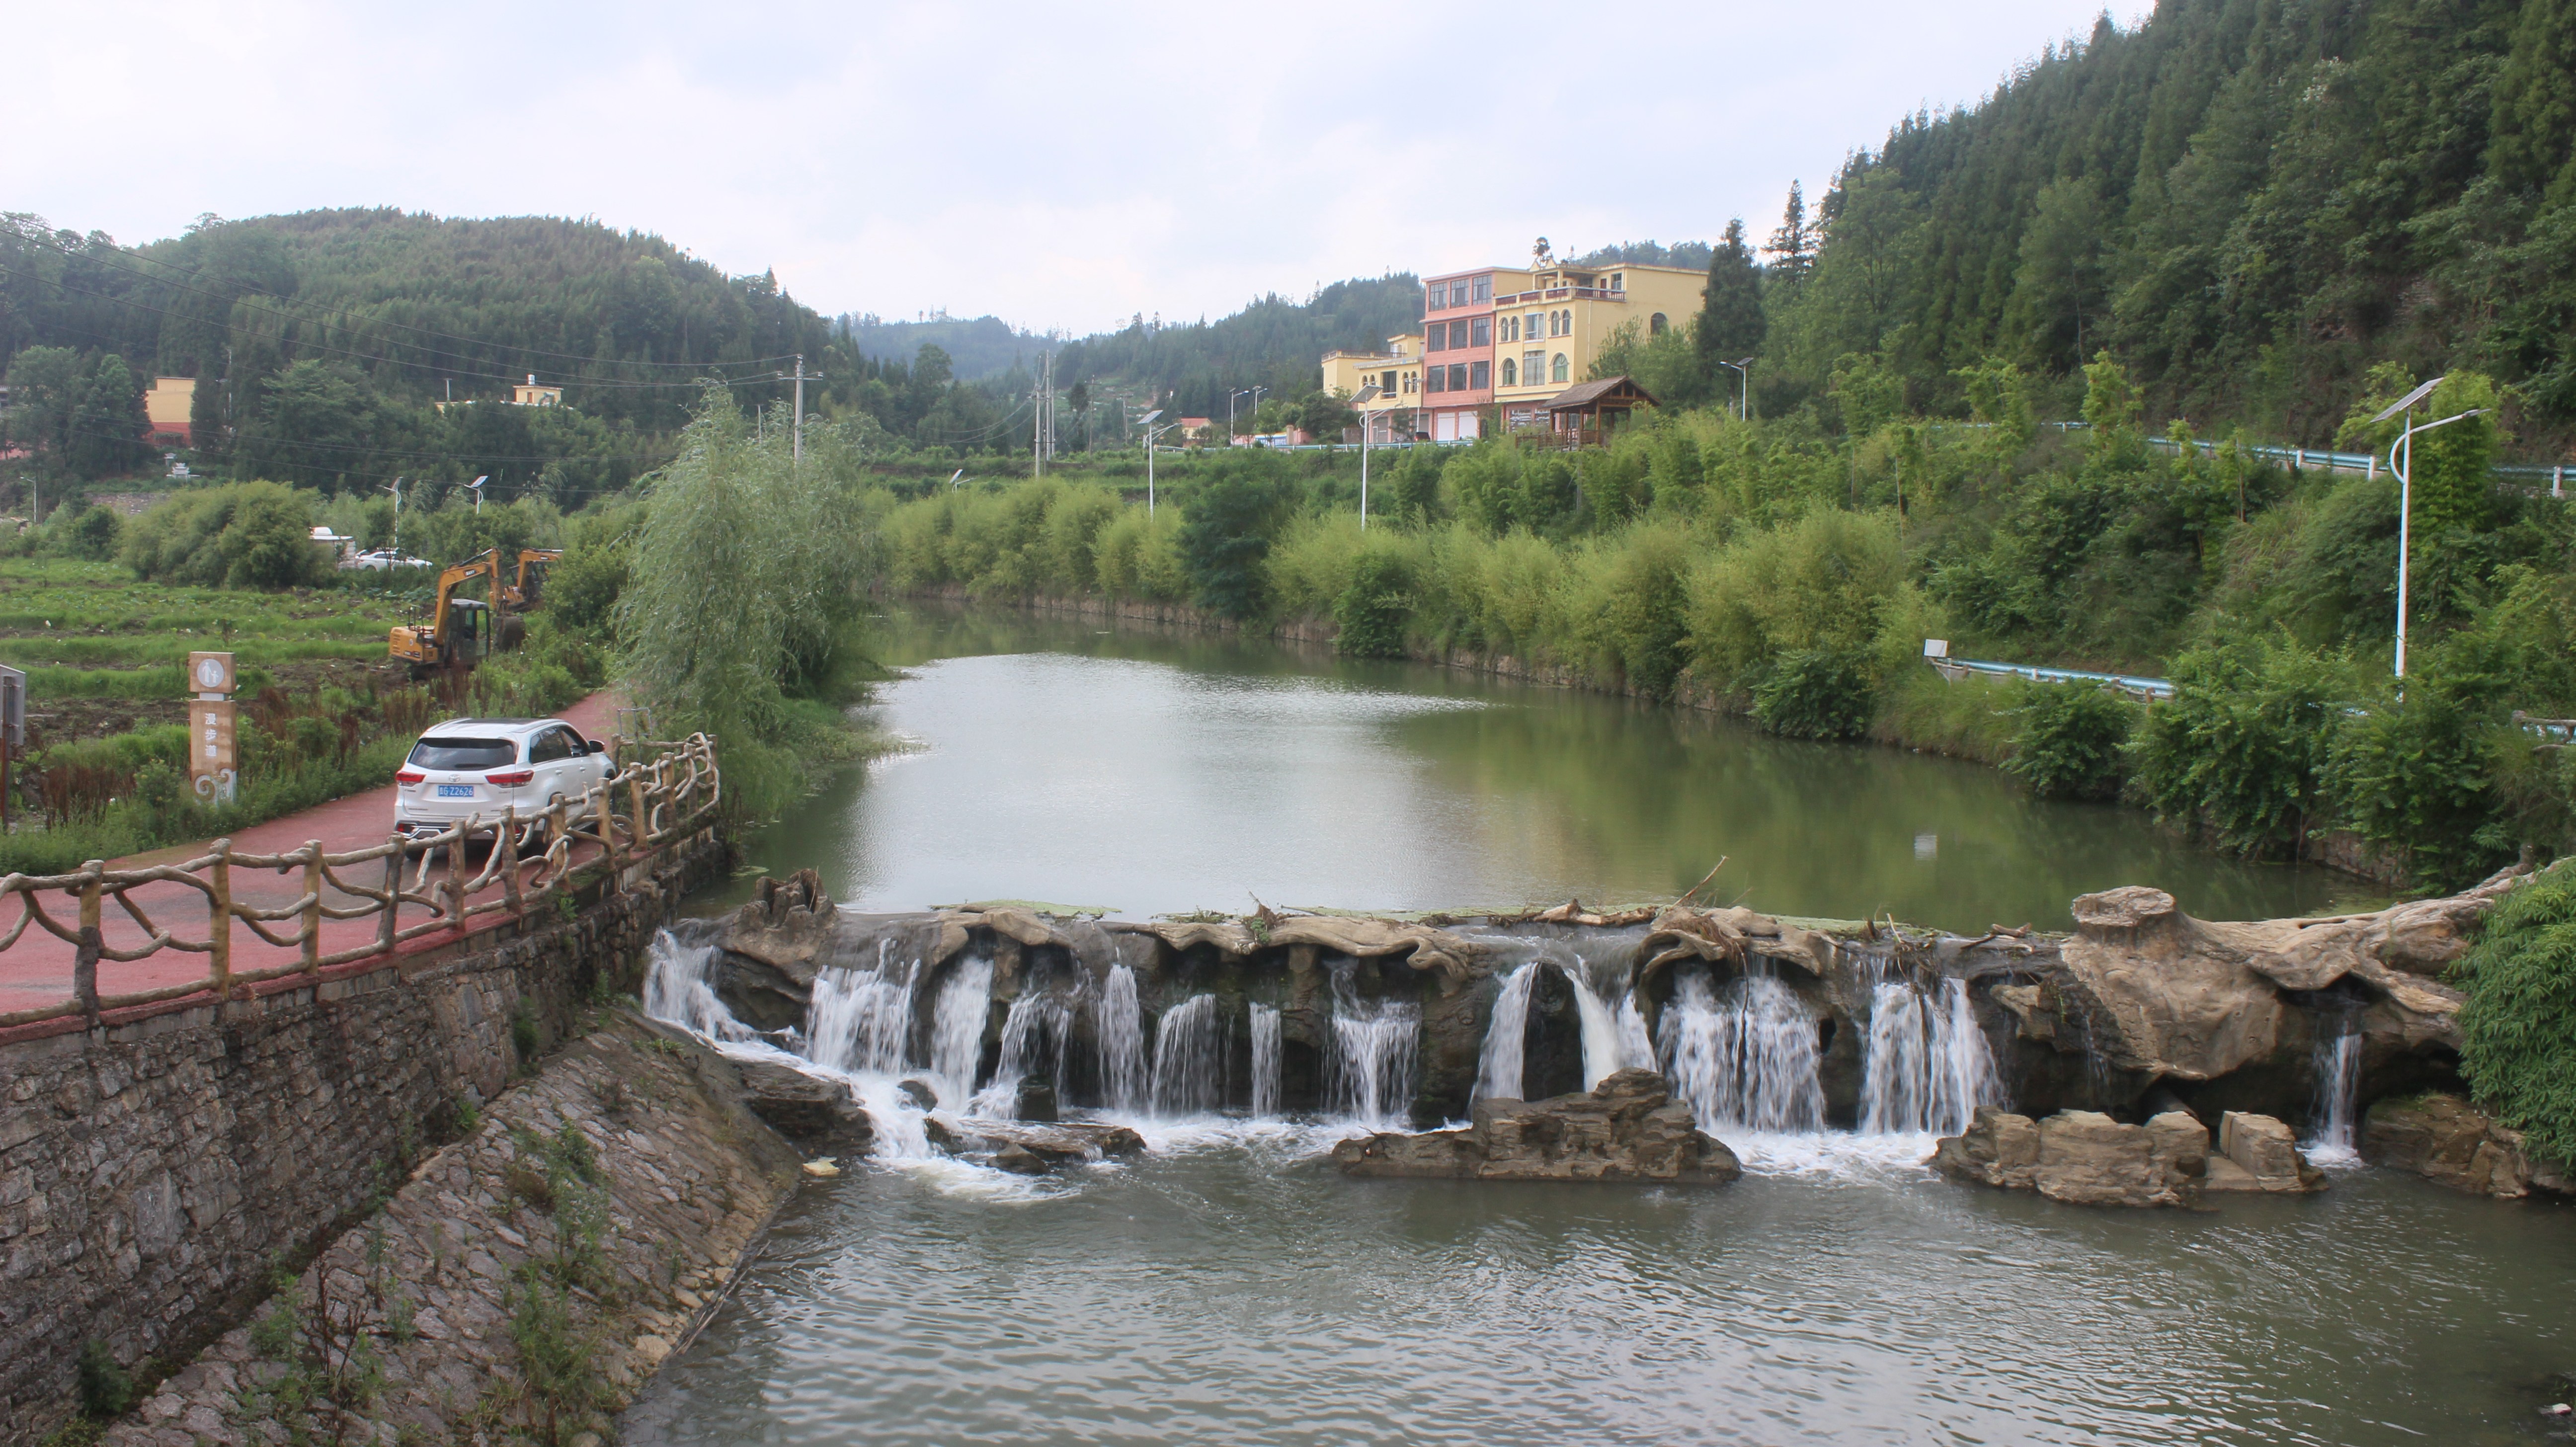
2457 860 2576 1170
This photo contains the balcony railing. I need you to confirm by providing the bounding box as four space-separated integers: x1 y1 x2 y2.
1493 287 1625 305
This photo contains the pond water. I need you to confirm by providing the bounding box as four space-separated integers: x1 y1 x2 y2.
626 605 2571 1445
713 603 2353 932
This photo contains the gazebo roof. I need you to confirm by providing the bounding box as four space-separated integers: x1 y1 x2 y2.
1540 375 1660 412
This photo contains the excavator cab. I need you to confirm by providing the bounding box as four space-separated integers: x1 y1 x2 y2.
389 546 565 676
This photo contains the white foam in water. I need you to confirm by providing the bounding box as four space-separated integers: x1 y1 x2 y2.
1249 1002 1282 1118
1149 993 1226 1116
1096 965 1148 1113
1474 963 1539 1102
2306 1027 2364 1167
1859 977 2003 1137
1658 970 1826 1134
1561 957 1630 1090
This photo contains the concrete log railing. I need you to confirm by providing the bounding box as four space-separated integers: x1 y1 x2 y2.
0 732 720 1031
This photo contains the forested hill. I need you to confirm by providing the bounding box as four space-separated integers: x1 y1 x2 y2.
1771 0 2576 447
840 314 1054 380
1053 276 1422 419
0 208 835 430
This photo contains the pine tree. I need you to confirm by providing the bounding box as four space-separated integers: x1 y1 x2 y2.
1696 219 1767 390
1765 181 1815 285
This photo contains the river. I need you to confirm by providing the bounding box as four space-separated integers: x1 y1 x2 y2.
627 604 2571 1444
708 602 2354 931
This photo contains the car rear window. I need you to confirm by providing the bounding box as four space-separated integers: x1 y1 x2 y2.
407 737 519 770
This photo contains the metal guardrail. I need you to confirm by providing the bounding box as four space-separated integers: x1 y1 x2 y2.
0 733 721 1030
1929 656 2175 702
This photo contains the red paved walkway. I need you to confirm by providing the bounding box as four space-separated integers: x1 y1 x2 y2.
0 693 623 1025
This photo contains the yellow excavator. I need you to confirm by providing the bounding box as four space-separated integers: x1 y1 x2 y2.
388 547 564 677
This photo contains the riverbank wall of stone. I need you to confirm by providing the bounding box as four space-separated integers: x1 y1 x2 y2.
0 830 727 1447
99 1009 799 1447
909 586 2405 886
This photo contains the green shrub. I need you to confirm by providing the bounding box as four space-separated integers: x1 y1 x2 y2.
2005 684 2137 799
2456 861 2576 1171
120 482 329 590
2128 635 2347 855
1751 649 1875 739
1333 549 1412 658
1179 460 1296 620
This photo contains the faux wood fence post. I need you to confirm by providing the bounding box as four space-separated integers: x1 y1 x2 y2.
208 837 233 1001
300 840 323 978
446 826 466 932
379 836 403 957
73 861 103 1027
501 804 522 916
627 774 647 865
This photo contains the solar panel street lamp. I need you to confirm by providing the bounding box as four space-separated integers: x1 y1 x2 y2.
1137 409 1177 517
1353 384 1382 531
2369 378 2487 680
465 475 489 514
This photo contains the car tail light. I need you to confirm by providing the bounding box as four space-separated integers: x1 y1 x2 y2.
396 771 424 784
485 770 535 786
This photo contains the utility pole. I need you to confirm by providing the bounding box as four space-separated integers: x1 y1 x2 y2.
382 477 404 559
787 354 819 467
1033 351 1054 478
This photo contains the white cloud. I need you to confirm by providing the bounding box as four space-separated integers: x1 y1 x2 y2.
3 0 2146 332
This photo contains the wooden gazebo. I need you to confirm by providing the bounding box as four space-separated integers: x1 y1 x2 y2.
1538 375 1658 448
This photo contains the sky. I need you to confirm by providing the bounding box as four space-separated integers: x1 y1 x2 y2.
4 1 2149 335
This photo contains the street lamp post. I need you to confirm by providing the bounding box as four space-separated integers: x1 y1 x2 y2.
1137 409 1179 516
1714 357 1755 422
1352 384 1382 531
2370 377 2489 679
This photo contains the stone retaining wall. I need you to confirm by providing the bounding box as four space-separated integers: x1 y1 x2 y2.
0 830 727 1447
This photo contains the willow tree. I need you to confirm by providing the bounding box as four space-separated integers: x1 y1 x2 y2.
616 391 877 773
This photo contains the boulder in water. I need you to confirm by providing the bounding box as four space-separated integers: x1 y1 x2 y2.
2204 1111 2325 1193
1932 1106 2207 1206
1331 1068 1740 1184
992 1143 1050 1175
733 1059 875 1145
896 1077 938 1111
2363 1093 2572 1198
1015 1078 1060 1123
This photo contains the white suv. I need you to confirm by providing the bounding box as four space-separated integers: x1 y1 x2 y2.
394 718 616 842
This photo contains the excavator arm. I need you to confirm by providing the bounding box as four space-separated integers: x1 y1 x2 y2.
389 556 497 666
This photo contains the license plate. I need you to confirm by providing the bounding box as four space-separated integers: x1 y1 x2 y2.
435 784 475 799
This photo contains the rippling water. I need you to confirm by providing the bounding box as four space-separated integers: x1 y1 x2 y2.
624 1138 2575 1445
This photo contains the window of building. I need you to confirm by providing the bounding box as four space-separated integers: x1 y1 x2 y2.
1472 275 1491 303
1611 274 1624 291
1524 350 1545 385
1381 370 1397 393
1405 371 1417 392
1469 360 1489 390
1500 358 1516 387
1650 313 1669 336
1431 322 1449 350
1469 317 1490 348
1552 352 1569 383
1426 366 1447 394
1448 363 1469 392
1527 312 1542 339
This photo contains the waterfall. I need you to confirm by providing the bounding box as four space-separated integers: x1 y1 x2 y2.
1328 962 1419 1128
1561 961 1628 1089
1474 963 1540 1101
1149 993 1227 1116
2307 1021 2363 1163
1615 995 1654 1079
1097 965 1147 1112
807 940 917 1075
1249 1003 1282 1118
1859 977 2001 1137
927 957 994 1109
641 930 757 1042
1657 970 1825 1133
970 991 1071 1117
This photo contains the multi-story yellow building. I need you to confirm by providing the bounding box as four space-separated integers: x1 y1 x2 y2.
1321 332 1426 433
1488 259 1702 432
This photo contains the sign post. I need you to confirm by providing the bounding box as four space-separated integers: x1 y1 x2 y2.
188 651 238 805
